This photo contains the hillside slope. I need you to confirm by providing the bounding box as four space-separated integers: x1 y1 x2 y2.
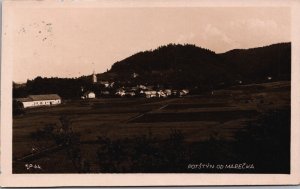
219 42 291 82
100 42 291 88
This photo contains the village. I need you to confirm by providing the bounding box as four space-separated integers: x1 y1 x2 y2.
13 70 278 110
84 71 190 99
14 71 190 109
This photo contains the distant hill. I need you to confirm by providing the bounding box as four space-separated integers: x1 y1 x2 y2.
99 42 291 89
101 44 235 89
219 42 291 83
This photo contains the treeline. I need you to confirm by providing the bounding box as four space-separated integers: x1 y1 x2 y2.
13 76 97 99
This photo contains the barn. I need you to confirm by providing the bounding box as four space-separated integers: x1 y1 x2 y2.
14 94 61 108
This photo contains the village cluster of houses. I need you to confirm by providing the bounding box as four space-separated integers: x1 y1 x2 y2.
114 85 189 98
81 84 190 99
14 87 189 109
80 72 190 99
14 85 189 109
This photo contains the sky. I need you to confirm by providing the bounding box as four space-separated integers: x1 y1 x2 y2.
6 5 290 83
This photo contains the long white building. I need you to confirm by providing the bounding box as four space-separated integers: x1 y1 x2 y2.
14 94 61 108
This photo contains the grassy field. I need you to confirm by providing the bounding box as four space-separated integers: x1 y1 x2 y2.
13 81 290 173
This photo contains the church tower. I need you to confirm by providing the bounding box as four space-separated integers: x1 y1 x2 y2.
92 70 97 83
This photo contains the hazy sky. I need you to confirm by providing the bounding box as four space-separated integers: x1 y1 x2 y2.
7 6 290 82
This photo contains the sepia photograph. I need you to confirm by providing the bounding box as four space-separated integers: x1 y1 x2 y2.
9 4 292 174
1 0 300 186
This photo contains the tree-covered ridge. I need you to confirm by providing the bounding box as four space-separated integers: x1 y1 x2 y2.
111 44 217 72
219 42 291 82
107 42 290 86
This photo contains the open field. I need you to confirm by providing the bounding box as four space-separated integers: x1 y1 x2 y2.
13 81 290 173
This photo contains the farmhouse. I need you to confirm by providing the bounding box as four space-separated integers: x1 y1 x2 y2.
14 94 61 108
144 90 157 98
157 90 167 98
115 89 126 97
132 72 139 78
164 89 172 96
125 91 136 97
137 85 147 90
82 91 96 99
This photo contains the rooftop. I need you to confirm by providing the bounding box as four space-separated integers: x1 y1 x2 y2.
28 94 61 101
18 94 62 101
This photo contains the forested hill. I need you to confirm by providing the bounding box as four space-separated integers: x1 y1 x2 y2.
102 42 291 86
107 44 235 87
219 42 291 82
111 44 219 72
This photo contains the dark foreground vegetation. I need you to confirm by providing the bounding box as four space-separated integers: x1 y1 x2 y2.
101 110 289 173
14 109 290 173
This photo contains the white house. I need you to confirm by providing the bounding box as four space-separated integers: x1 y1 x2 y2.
15 94 61 108
137 85 147 90
82 91 96 99
181 89 189 95
144 90 157 98
178 89 189 97
132 72 139 78
157 90 167 98
125 91 136 97
115 89 126 97
164 89 172 96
